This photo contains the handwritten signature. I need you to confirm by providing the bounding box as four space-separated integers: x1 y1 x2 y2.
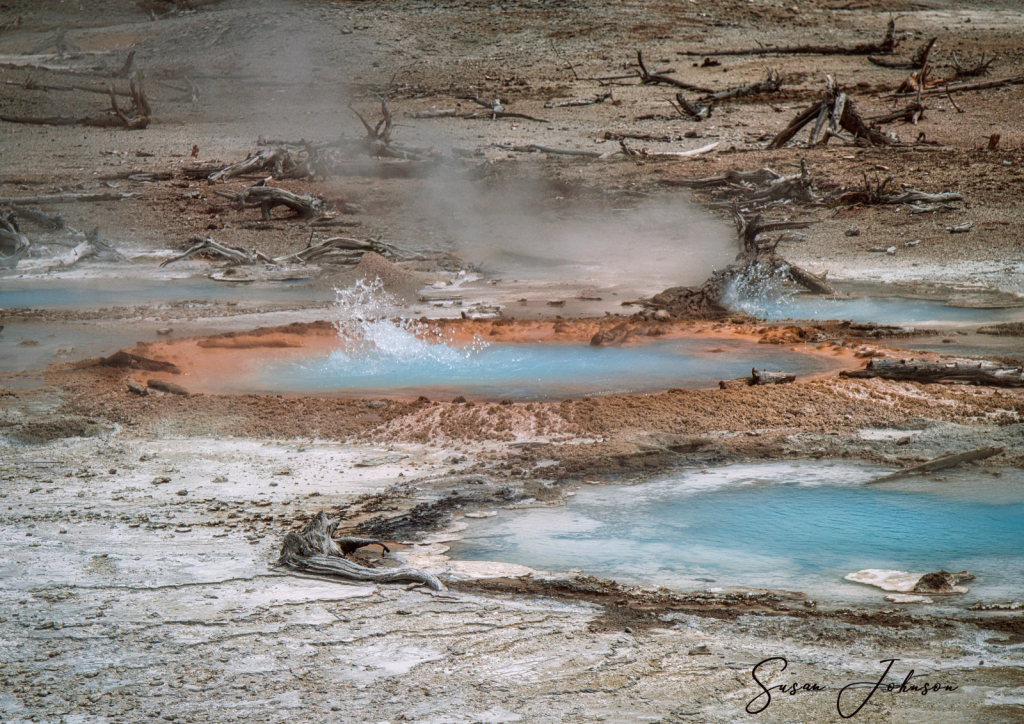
746 657 958 718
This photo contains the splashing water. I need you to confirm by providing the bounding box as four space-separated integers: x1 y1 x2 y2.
328 278 486 373
720 261 795 318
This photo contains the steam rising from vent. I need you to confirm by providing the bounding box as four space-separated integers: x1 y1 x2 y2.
410 175 738 291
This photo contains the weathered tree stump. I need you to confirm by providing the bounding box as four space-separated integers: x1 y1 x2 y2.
278 511 445 590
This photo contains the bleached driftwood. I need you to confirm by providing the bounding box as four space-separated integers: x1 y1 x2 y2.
278 511 445 590
842 357 1024 387
866 446 1005 484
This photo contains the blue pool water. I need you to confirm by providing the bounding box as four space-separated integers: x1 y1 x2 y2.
447 463 1024 603
241 338 836 399
731 294 1022 325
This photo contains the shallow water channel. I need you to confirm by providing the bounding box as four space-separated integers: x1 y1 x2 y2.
732 293 1024 326
0 277 330 309
447 462 1024 604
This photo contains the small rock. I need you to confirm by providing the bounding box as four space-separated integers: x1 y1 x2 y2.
127 382 148 396
151 477 171 485
946 221 973 234
653 309 671 321
452 395 467 404
156 328 173 336
176 490 188 496
212 475 228 483
913 570 974 593
886 246 897 255
683 129 701 139
845 227 860 237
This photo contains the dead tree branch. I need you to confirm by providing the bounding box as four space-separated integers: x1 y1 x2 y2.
888 73 1024 98
636 50 713 93
544 92 612 108
0 212 31 270
952 51 997 79
768 76 891 148
868 37 937 69
832 173 962 207
670 92 711 121
699 67 781 101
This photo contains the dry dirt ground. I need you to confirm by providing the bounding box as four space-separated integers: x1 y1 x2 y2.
2 1 1024 723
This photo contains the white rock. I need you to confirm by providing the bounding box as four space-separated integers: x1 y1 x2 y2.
885 594 933 604
845 569 920 592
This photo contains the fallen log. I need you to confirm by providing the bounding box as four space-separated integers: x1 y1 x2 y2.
620 141 720 158
278 511 444 590
0 72 151 129
866 446 1005 484
867 101 926 125
662 167 781 189
275 236 395 264
159 236 254 268
604 130 689 143
841 357 1024 387
0 203 65 229
544 92 612 108
147 379 189 396
224 185 326 220
498 143 609 158
208 147 282 182
677 18 896 57
3 77 134 97
101 351 180 373
161 233 393 269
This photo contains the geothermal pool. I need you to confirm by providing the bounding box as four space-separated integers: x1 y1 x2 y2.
230 337 836 400
447 462 1024 604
